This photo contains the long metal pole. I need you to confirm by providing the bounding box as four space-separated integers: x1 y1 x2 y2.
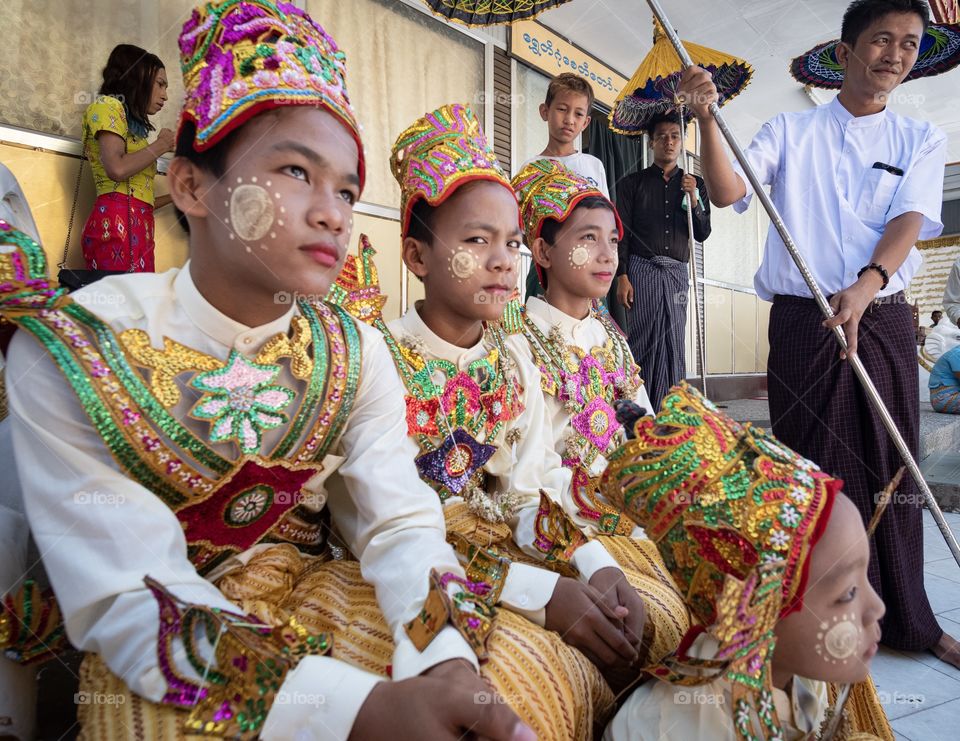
678 105 708 396
645 0 960 568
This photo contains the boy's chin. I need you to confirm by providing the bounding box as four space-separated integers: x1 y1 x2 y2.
468 297 510 322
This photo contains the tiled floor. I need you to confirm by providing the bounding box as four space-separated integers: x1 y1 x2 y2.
870 509 960 740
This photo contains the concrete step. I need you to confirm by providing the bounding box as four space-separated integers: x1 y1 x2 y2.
921 451 960 513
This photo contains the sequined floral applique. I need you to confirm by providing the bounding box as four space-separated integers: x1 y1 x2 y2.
191 352 294 454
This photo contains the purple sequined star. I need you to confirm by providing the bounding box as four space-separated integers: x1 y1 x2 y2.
415 428 496 495
571 397 620 452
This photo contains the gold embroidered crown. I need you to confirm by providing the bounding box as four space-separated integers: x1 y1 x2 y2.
390 103 514 237
511 158 622 248
603 382 839 625
178 0 365 191
603 383 842 741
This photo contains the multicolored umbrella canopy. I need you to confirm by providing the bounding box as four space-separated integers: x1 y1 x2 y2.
610 20 754 136
420 0 571 26
790 22 960 89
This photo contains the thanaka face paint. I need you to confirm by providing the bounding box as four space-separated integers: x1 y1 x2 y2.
569 245 590 268
231 183 275 242
814 613 861 664
450 249 479 281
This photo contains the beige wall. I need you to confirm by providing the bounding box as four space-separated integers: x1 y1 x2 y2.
702 282 769 375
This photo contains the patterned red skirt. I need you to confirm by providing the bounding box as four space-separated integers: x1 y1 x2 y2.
81 192 155 272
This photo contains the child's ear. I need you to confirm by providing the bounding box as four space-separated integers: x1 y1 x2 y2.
402 236 429 280
539 102 549 122
530 237 552 271
167 157 212 221
582 113 592 132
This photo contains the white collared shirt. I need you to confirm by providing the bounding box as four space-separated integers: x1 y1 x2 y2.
386 306 620 623
733 96 946 301
5 264 476 740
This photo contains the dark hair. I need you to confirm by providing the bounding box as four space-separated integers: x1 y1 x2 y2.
840 0 929 46
545 73 596 111
540 196 615 246
98 44 164 134
407 198 436 245
646 111 682 138
173 120 237 233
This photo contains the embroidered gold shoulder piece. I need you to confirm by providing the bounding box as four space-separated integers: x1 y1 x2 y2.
254 314 314 380
120 329 222 407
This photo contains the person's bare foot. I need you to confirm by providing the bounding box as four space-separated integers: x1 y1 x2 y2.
932 632 960 670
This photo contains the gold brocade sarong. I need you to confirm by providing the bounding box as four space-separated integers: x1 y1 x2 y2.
443 502 690 667
77 544 615 741
827 675 895 741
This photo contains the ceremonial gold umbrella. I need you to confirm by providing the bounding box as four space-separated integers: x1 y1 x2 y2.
610 19 753 135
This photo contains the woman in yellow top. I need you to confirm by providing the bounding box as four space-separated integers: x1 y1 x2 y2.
80 44 174 272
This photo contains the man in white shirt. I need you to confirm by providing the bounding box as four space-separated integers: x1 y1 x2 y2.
679 0 959 668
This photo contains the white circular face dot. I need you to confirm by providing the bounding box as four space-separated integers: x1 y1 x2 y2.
251 176 258 183
277 219 285 226
450 250 478 280
824 620 859 660
236 177 243 183
265 180 272 187
270 232 276 239
275 192 282 199
229 233 235 240
570 246 590 267
280 206 286 214
230 184 275 241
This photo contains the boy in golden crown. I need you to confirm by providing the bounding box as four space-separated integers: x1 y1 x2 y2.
601 384 894 740
0 3 540 739
505 158 652 538
325 102 688 737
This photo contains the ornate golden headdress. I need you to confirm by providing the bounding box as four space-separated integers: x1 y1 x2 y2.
390 103 514 237
512 158 622 248
178 0 365 191
603 383 841 741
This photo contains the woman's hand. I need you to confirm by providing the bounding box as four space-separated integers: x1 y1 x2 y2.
153 128 175 155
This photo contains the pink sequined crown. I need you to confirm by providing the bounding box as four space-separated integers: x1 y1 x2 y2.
178 0 365 191
511 158 622 248
390 103 514 237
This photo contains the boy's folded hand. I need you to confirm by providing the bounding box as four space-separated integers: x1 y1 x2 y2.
588 567 649 658
350 659 535 741
545 576 639 670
